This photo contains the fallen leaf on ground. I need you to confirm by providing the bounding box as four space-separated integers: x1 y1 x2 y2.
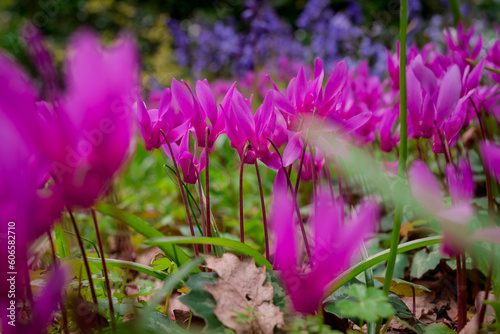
202 253 284 334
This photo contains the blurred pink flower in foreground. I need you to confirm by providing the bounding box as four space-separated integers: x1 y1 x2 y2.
271 171 378 313
51 31 140 208
408 160 475 256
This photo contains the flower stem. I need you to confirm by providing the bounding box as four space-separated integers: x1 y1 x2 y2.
267 138 311 258
448 0 462 26
205 127 211 253
309 144 318 203
91 209 116 332
456 254 465 331
196 173 208 255
68 208 98 305
294 144 307 196
48 231 69 334
383 0 408 296
254 161 269 261
438 129 452 165
161 130 199 257
323 164 335 202
239 144 250 259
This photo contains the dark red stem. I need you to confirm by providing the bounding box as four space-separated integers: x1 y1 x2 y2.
239 144 249 259
267 138 311 259
161 130 199 257
68 208 98 305
205 127 211 253
91 209 116 332
456 254 465 332
196 173 208 255
254 161 270 261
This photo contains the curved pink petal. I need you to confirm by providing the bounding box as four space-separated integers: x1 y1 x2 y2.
408 160 444 213
479 142 500 182
436 65 462 127
282 132 303 167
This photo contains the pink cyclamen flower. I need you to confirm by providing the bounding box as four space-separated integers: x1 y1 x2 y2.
271 58 347 132
487 40 500 83
51 30 139 208
444 23 482 63
271 177 378 314
135 87 190 151
407 55 462 139
223 88 281 169
408 160 475 256
162 129 207 184
171 78 227 148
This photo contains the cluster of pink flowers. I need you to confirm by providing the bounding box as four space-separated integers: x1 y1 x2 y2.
3 20 500 324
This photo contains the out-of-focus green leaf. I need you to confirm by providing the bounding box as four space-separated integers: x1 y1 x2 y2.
410 246 441 278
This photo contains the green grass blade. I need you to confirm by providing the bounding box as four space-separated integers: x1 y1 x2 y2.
384 0 409 296
86 257 169 281
329 236 442 294
146 236 273 270
95 203 195 271
55 223 70 259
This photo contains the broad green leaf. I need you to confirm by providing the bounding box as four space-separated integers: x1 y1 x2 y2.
387 293 427 333
410 246 441 278
140 258 203 325
85 257 168 280
180 272 224 333
145 236 272 270
95 203 194 270
472 242 500 292
103 311 190 333
423 324 454 334
333 285 395 323
265 271 286 312
374 277 431 297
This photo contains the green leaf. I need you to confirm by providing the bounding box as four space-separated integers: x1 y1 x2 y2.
333 285 395 323
85 257 168 281
103 311 190 334
410 246 441 278
265 271 286 312
472 241 500 292
374 277 431 297
423 324 455 334
145 236 272 270
95 203 194 270
179 272 224 333
330 236 442 292
140 258 203 325
151 257 174 272
388 294 427 333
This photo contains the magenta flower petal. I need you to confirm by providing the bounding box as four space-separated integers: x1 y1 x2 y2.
445 158 475 204
282 132 303 167
271 180 297 274
196 79 218 126
479 142 500 182
436 65 462 127
408 160 444 213
55 30 139 207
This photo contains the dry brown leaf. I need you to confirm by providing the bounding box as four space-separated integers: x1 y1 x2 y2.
202 253 284 334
